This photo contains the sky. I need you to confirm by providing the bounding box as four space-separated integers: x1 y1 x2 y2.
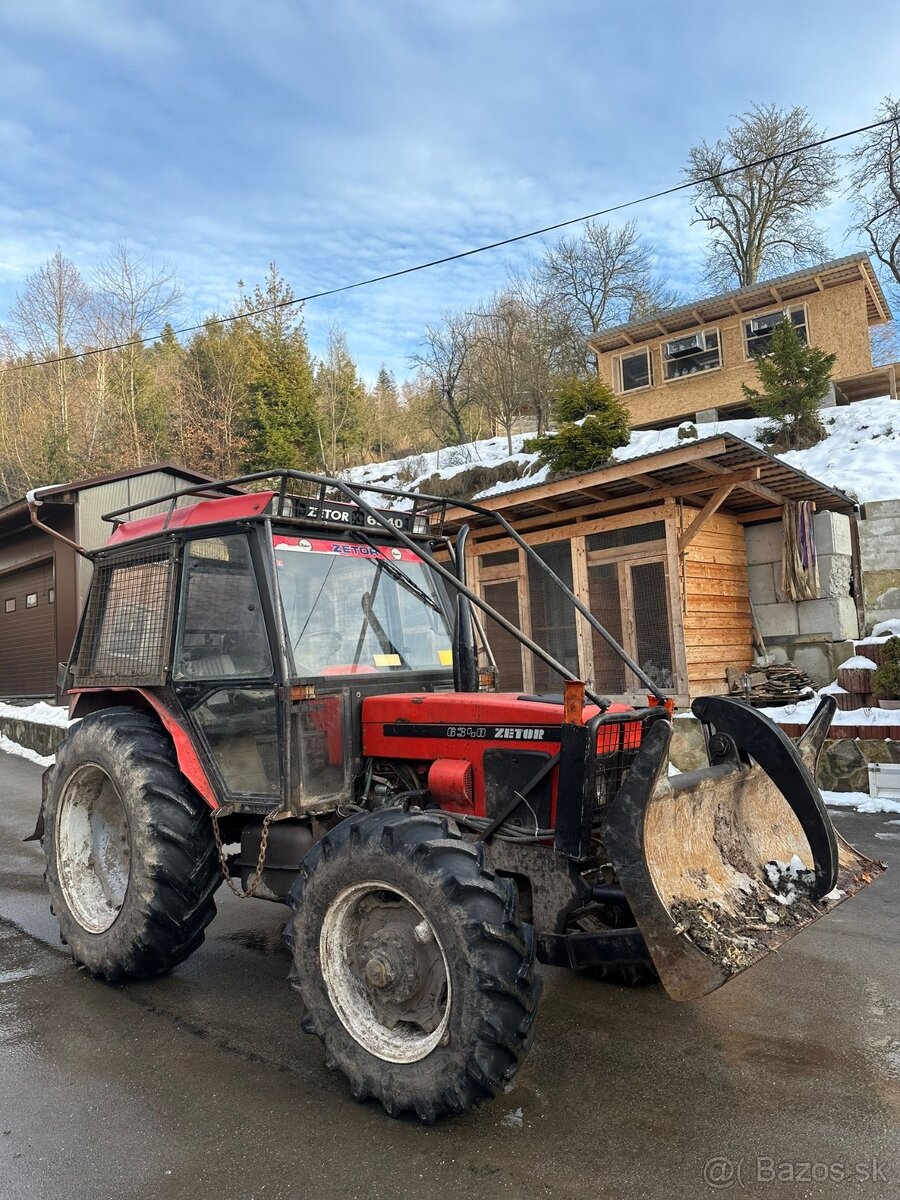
0 0 898 381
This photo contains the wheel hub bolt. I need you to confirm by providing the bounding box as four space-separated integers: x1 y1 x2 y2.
365 956 395 988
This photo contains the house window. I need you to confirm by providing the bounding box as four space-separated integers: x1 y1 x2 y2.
663 329 721 381
4 598 14 613
744 307 807 358
618 349 652 392
48 589 55 604
26 593 38 608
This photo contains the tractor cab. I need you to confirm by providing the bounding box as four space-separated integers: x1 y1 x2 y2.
75 487 464 816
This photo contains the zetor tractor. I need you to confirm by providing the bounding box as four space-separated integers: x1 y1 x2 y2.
34 471 882 1122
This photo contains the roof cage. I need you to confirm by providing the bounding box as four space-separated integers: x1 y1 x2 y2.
101 469 451 540
99 468 669 707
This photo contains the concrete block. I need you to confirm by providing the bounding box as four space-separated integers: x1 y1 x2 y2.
744 522 784 566
819 382 838 409
797 596 859 639
817 553 853 598
754 601 799 637
813 511 852 557
862 499 900 522
790 644 834 687
694 408 719 424
747 562 776 605
859 524 900 571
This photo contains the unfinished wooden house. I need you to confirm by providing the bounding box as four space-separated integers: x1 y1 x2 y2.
443 437 858 706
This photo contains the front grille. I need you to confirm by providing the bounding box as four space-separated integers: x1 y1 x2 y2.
594 719 644 807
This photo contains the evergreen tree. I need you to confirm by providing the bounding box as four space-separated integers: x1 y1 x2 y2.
238 265 318 472
314 327 366 472
741 319 836 451
524 374 631 476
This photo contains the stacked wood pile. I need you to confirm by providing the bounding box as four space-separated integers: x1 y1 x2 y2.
726 661 815 706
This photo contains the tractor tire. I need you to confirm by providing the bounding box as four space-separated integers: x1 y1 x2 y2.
43 709 221 982
285 808 540 1122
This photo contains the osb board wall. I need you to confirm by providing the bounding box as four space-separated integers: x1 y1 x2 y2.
596 279 873 427
679 507 754 695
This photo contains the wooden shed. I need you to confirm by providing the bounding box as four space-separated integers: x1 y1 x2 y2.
442 436 857 707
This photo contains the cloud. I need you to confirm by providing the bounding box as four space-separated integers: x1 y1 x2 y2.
0 0 898 380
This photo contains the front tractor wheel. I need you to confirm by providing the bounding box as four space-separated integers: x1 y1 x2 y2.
285 809 540 1122
43 709 221 981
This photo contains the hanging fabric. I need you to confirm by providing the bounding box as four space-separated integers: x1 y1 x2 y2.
781 500 820 602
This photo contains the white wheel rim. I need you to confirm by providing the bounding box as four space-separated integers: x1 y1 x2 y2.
56 764 131 934
320 880 452 1064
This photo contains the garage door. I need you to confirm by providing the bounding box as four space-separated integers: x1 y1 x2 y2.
0 559 57 697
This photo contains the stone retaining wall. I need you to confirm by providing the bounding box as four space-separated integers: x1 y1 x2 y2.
0 716 68 759
670 715 900 792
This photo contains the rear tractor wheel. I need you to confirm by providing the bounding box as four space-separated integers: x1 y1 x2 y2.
43 709 221 981
285 808 541 1122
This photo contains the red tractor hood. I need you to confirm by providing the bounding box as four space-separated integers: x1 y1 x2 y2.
361 691 636 757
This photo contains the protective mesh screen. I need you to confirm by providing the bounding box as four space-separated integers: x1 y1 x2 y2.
482 580 524 691
479 549 519 568
527 542 578 694
77 547 176 685
587 562 626 693
630 560 674 689
586 522 665 552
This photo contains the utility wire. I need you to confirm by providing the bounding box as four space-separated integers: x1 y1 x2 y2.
6 115 893 374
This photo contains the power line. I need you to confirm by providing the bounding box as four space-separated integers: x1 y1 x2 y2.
5 115 893 374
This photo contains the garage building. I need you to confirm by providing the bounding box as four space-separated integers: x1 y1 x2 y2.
0 465 223 700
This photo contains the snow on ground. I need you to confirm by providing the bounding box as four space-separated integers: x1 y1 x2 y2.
345 396 900 506
0 733 54 768
822 789 900 815
0 700 72 728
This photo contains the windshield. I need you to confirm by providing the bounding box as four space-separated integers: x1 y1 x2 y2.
273 535 455 677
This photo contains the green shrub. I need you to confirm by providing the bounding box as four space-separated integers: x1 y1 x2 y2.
525 375 631 477
873 636 900 700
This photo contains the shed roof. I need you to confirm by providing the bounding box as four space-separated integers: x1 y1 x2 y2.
442 434 856 533
0 463 229 537
587 253 891 353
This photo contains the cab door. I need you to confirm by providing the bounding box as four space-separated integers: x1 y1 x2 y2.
172 533 282 805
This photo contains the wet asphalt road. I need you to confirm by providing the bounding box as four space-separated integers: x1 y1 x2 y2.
1 750 898 1200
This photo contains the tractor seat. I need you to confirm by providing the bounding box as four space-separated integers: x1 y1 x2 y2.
184 654 237 679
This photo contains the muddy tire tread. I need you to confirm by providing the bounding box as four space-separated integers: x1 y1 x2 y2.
285 807 540 1122
44 709 220 982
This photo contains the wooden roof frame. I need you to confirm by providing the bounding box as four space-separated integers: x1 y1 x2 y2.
441 434 856 538
587 253 892 353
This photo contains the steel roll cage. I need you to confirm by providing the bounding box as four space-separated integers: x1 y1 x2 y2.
100 469 669 706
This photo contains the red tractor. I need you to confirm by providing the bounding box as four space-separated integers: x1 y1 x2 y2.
33 471 882 1122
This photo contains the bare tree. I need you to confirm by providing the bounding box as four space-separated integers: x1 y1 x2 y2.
408 312 477 444
535 220 676 365
93 243 182 463
7 250 91 467
687 104 839 290
846 96 900 293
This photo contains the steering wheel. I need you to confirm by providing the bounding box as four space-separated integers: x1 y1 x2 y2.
294 629 345 675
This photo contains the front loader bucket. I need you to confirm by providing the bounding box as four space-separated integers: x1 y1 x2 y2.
601 696 884 1001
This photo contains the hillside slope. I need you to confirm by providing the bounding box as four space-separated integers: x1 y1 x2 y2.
347 396 900 506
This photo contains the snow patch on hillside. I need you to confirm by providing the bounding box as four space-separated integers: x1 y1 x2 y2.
345 396 900 505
